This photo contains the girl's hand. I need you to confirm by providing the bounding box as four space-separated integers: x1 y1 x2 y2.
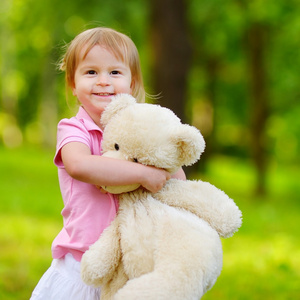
139 165 171 193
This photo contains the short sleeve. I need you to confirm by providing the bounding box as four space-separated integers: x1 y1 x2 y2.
54 118 91 167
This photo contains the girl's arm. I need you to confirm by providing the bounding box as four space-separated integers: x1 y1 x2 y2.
61 142 171 193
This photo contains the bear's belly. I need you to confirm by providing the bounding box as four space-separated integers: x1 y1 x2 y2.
117 196 221 280
118 197 163 278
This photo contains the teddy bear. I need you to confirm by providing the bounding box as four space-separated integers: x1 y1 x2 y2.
81 94 242 300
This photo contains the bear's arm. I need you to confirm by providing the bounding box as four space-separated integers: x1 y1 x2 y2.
81 218 121 286
154 179 242 238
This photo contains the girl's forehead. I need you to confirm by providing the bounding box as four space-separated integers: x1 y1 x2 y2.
79 43 125 65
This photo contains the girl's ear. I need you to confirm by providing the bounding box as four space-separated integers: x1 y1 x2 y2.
172 125 206 167
101 94 137 127
71 80 77 96
72 87 77 97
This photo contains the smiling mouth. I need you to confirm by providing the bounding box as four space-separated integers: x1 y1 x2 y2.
93 93 115 96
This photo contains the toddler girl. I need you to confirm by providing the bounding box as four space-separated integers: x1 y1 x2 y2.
30 27 185 300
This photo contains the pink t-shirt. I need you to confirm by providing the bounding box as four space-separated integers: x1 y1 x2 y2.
51 106 119 262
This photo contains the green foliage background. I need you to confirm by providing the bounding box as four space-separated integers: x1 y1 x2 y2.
0 0 300 299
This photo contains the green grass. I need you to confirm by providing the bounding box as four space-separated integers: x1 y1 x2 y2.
0 147 299 299
0 147 62 300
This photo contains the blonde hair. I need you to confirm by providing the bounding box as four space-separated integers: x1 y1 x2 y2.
59 27 145 103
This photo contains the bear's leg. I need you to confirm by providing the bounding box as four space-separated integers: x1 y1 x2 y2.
114 213 223 300
113 268 205 300
81 218 121 287
100 262 128 300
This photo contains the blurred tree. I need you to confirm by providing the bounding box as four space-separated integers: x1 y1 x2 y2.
149 0 192 124
187 0 246 171
246 23 270 195
240 0 300 195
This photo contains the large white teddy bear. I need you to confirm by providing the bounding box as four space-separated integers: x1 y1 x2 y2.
81 94 242 300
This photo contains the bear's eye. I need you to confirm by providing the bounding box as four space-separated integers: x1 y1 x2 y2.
114 143 119 151
133 158 138 163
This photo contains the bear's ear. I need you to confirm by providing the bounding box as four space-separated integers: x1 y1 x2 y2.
101 94 137 127
172 125 206 166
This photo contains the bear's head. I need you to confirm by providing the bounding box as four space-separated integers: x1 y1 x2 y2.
100 94 205 193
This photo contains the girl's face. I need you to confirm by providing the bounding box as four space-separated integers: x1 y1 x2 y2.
72 45 132 127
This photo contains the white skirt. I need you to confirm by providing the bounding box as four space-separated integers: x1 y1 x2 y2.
30 253 101 300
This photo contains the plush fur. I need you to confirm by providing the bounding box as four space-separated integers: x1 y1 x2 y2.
81 94 242 300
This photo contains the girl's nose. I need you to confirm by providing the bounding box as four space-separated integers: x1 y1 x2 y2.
96 73 110 86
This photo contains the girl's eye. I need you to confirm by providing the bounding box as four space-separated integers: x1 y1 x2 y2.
114 143 119 151
87 70 96 75
111 70 120 75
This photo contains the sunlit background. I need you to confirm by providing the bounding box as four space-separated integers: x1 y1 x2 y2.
0 0 299 299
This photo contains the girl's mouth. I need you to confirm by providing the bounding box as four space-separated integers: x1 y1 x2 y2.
93 93 115 96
